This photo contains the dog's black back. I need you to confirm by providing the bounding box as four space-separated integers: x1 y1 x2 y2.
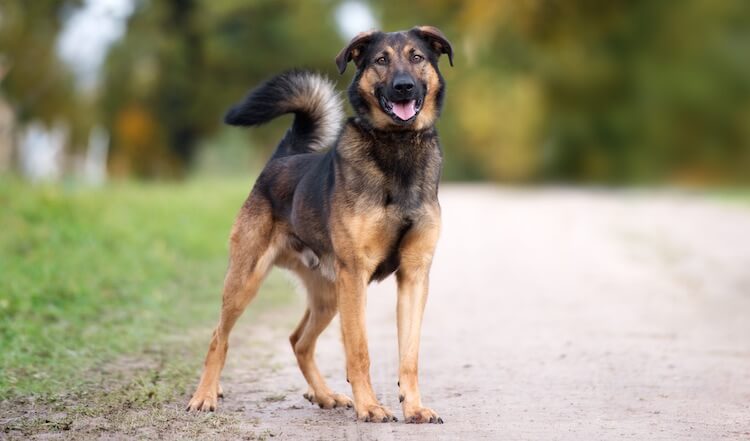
225 26 452 282
188 26 453 420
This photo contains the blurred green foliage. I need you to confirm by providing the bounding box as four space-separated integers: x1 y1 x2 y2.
0 1 90 148
1 0 749 183
99 0 347 176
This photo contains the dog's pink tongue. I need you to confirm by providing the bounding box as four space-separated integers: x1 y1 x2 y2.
392 100 416 120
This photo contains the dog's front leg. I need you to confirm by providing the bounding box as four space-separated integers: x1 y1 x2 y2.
336 267 397 422
396 214 442 424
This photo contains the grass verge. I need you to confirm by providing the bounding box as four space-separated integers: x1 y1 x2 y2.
0 177 296 437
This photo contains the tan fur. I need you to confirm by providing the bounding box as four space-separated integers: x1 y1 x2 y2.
291 269 353 409
188 26 451 425
354 39 442 131
414 63 441 130
187 196 279 412
356 66 393 130
396 203 441 422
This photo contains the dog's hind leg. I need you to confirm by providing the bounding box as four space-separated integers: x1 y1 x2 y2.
290 270 353 409
187 199 277 412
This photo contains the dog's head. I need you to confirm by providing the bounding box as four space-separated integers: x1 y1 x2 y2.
335 26 453 131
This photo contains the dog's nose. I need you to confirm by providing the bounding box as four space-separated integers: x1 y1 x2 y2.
393 74 415 94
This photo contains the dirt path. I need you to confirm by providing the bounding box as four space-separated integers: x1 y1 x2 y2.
8 186 750 439
198 186 750 440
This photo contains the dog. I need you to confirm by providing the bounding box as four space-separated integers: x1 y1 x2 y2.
186 25 453 424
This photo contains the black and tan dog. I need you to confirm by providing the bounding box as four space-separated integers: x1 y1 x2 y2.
187 26 453 424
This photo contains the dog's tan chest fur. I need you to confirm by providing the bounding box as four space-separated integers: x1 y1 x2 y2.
189 25 452 423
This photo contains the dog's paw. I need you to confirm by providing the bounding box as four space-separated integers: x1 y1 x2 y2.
356 403 397 423
403 405 442 424
303 389 353 409
186 388 219 412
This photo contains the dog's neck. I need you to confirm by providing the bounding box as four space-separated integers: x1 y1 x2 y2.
336 117 443 196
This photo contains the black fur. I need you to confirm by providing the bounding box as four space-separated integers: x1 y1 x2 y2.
224 70 341 158
227 28 450 283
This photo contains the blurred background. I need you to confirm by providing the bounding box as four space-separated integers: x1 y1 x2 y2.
2 0 749 185
2 0 750 433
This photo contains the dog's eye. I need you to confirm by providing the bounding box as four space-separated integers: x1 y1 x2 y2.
375 56 388 65
411 54 424 63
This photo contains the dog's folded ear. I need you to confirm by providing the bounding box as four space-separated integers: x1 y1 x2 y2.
335 30 380 74
411 26 454 67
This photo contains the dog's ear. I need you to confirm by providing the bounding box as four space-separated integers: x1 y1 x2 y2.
335 30 379 74
411 25 454 67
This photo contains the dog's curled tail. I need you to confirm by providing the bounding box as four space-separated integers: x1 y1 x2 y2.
224 70 343 155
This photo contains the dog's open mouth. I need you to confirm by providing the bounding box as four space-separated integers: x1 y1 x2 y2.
379 96 423 122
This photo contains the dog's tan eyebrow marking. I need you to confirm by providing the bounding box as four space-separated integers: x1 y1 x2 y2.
374 47 395 61
403 46 420 57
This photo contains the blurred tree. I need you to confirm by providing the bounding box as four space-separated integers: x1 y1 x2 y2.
2 0 749 183
376 0 750 184
101 0 344 177
0 1 91 151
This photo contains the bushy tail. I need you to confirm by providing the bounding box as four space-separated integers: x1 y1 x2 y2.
224 70 343 155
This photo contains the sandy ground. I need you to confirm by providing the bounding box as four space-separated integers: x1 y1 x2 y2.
199 186 750 440
7 186 750 440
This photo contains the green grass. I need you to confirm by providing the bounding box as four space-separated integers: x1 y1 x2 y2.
0 177 295 400
713 189 750 204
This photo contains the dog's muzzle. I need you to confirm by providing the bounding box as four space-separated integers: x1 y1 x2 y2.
379 74 424 123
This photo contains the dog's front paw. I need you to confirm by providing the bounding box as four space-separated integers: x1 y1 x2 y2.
303 389 353 409
403 405 443 424
356 403 397 423
186 388 219 412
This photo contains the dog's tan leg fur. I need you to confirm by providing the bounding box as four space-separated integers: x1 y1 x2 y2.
336 267 397 422
187 199 277 412
291 270 353 409
396 209 441 423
